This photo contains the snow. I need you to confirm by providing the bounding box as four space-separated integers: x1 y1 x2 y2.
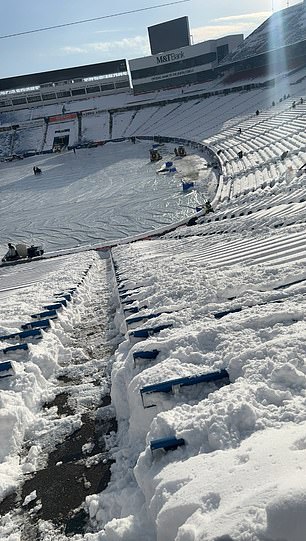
22 490 37 507
86 226 306 540
0 141 211 253
220 2 306 66
135 423 306 540
2 62 306 541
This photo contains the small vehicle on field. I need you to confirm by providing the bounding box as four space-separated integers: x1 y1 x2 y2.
150 148 162 162
2 243 44 263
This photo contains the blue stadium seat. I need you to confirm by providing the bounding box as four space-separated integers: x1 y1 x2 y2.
125 315 146 325
182 181 194 191
43 300 67 310
214 307 242 319
130 324 173 341
0 328 42 341
54 293 72 301
121 299 135 305
133 349 159 366
124 306 140 314
120 291 139 299
18 329 42 340
0 361 14 377
21 319 51 330
31 309 57 320
126 312 164 326
140 369 230 407
150 436 185 452
0 331 19 341
55 289 75 297
2 343 29 354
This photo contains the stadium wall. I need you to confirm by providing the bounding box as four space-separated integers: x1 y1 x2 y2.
0 60 128 92
0 58 130 112
2 7 306 114
129 35 243 93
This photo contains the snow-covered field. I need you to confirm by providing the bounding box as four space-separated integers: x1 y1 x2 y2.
2 71 306 540
0 141 213 253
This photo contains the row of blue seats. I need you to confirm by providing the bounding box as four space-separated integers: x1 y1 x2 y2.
0 285 80 377
148 284 303 452
0 262 94 379
213 281 306 321
114 260 231 454
0 297 71 347
117 280 173 343
115 265 306 453
115 262 199 441
114 266 172 343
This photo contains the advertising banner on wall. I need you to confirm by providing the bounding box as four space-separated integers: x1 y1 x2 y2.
134 64 214 86
48 113 77 123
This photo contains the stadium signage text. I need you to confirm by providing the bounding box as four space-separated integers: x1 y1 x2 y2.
151 67 194 82
156 51 184 64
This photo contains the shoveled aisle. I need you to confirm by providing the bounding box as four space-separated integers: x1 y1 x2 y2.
0 252 118 539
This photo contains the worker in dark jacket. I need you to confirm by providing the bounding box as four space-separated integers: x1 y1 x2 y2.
4 243 18 261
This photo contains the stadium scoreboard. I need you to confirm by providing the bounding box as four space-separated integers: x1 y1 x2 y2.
148 17 191 55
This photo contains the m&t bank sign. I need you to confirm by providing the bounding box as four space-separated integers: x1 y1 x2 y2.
156 51 184 64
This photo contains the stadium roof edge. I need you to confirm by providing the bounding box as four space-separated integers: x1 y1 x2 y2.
0 59 128 92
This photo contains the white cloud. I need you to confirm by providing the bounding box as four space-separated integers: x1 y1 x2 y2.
191 11 271 42
94 28 134 35
62 46 86 54
214 11 271 22
60 36 149 57
94 28 125 35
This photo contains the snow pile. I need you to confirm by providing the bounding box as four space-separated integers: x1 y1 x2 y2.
136 423 306 541
84 232 306 540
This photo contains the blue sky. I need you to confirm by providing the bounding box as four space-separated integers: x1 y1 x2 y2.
0 0 301 78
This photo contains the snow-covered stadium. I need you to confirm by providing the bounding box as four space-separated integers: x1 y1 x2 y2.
2 3 306 540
